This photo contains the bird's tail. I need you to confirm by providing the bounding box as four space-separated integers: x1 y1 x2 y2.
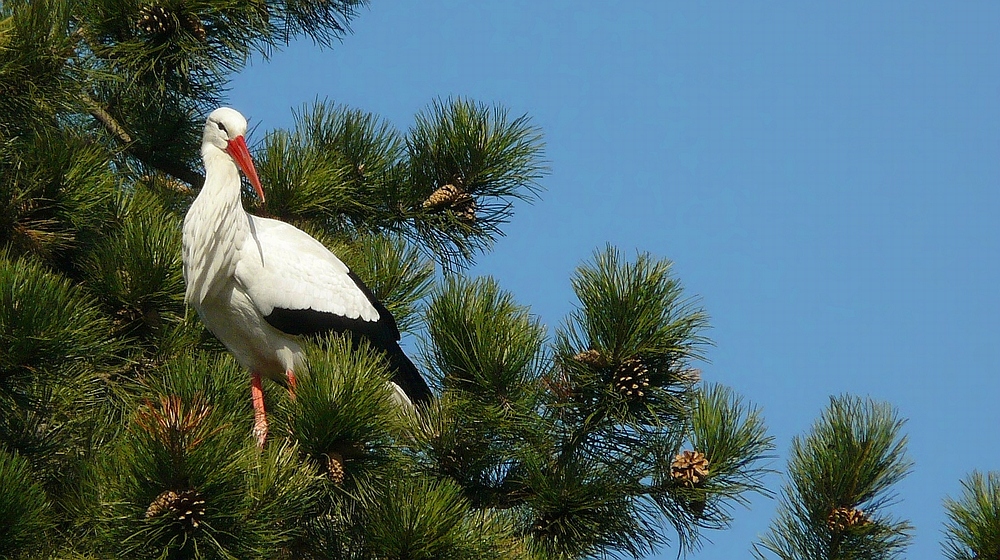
384 342 432 405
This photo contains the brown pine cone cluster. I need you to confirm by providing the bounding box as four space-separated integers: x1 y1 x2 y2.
572 349 607 367
145 488 206 531
423 183 476 223
827 506 871 531
614 357 650 400
137 6 206 41
325 451 346 484
670 450 710 486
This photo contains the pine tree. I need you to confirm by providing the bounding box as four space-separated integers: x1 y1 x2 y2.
942 471 1000 560
753 395 914 560
0 1 780 558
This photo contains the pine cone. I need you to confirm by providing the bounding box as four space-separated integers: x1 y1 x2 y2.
531 512 560 536
543 371 574 400
614 356 650 399
572 349 607 367
686 497 707 518
676 368 702 384
145 489 206 531
452 195 476 224
145 491 173 519
423 183 462 209
181 13 207 41
671 450 710 485
325 451 345 484
137 5 175 36
422 183 477 223
827 506 870 531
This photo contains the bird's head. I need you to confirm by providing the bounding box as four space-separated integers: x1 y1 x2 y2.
204 107 265 202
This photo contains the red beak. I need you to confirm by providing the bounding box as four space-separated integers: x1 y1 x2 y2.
225 135 265 203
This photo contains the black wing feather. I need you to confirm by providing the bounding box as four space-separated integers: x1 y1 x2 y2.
262 270 430 403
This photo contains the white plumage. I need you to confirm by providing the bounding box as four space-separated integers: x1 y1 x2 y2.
182 107 430 446
233 218 380 322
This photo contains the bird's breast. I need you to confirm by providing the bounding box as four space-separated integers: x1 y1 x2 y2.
195 283 304 380
182 196 251 305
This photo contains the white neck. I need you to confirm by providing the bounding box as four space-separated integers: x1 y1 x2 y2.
201 142 242 194
182 144 251 305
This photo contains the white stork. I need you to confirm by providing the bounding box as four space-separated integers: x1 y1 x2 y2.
182 107 431 446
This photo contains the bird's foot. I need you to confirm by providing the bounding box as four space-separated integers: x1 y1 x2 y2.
252 418 268 448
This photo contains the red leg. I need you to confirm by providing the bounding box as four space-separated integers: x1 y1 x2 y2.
251 371 268 447
286 368 297 399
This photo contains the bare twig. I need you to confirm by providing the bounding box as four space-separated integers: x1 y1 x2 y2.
81 94 133 144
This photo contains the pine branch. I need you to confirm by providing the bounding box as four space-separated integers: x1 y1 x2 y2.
754 395 913 560
0 448 53 558
0 128 119 262
551 246 709 435
942 471 1000 560
256 99 546 269
81 92 132 144
363 477 529 560
81 190 187 344
80 92 205 188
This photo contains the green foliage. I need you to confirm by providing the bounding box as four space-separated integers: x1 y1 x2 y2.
406 97 547 266
409 248 772 558
1 0 368 191
363 477 526 560
99 353 319 559
408 98 545 207
521 453 661 560
0 254 112 386
78 0 364 99
256 99 547 269
271 336 536 560
0 253 117 472
678 385 774 530
563 245 709 363
554 246 709 432
257 102 403 228
0 0 77 136
82 189 187 343
0 447 54 558
283 335 399 492
417 276 548 514
942 471 1000 560
427 275 547 403
0 131 118 266
754 395 913 560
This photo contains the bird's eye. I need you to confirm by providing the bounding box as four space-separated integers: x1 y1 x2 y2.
217 122 228 133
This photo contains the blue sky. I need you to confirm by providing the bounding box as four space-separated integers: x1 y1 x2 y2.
229 2 1000 557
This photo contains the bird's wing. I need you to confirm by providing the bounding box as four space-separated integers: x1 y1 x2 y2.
234 215 399 341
